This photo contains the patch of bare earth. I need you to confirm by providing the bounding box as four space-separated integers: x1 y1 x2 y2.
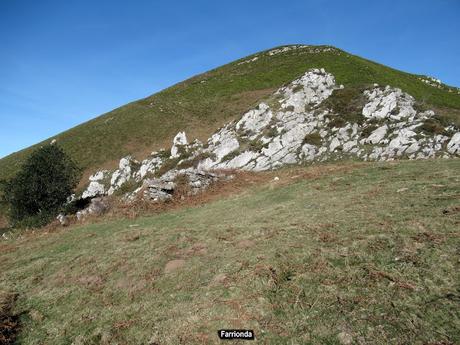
0 292 20 345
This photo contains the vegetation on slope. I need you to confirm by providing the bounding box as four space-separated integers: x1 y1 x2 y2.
1 45 459 182
1 158 459 344
1 144 81 228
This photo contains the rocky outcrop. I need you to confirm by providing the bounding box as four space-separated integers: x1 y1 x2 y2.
447 133 460 154
144 168 231 201
79 68 459 209
170 132 188 158
82 170 109 198
76 197 109 220
134 154 164 181
107 156 137 195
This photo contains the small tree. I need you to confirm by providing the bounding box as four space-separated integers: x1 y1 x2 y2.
2 144 80 227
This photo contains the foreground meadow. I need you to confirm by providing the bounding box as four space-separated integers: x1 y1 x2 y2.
1 159 459 344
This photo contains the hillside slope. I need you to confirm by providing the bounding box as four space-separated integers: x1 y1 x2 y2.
1 44 459 182
1 159 459 344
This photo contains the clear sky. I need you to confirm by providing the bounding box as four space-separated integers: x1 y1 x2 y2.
1 0 459 159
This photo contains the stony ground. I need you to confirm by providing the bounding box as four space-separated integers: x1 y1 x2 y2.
1 158 459 344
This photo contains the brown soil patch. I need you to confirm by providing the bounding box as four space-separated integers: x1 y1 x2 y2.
77 275 105 290
183 242 207 256
164 259 186 274
442 205 460 215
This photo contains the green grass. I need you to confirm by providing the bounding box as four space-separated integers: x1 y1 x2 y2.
1 158 459 344
1 45 459 183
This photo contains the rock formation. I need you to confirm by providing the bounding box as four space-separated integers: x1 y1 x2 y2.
78 68 459 210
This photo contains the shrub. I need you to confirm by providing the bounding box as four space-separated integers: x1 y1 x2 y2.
303 132 322 146
417 118 446 135
221 150 240 162
292 84 303 93
173 174 191 196
326 115 347 128
264 126 278 138
323 87 367 125
154 157 181 178
1 145 81 227
176 152 216 170
248 139 267 152
113 178 142 197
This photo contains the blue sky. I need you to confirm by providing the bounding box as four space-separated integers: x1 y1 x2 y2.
1 0 459 159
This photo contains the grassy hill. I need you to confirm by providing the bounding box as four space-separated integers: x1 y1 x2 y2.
1 45 459 183
1 158 459 344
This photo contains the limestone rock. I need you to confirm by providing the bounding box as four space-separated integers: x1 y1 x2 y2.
74 67 460 212
107 157 135 195
56 214 69 226
82 170 109 199
366 125 388 144
447 133 460 154
76 197 109 220
236 103 272 134
170 131 188 158
143 168 227 201
134 155 163 181
362 86 416 121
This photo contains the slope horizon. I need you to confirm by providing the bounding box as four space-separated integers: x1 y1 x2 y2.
0 44 459 185
1 43 460 161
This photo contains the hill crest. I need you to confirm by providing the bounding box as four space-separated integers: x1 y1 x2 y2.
1 44 459 184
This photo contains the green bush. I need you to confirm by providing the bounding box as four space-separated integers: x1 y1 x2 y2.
418 118 447 135
1 145 81 227
323 86 367 126
303 132 322 146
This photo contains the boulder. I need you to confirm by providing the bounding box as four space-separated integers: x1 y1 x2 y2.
170 132 188 158
366 125 388 144
82 170 109 199
56 214 69 226
447 133 460 154
76 197 109 220
107 157 135 195
143 168 228 201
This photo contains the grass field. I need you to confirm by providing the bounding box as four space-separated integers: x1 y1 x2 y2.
1 44 459 183
1 158 459 344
